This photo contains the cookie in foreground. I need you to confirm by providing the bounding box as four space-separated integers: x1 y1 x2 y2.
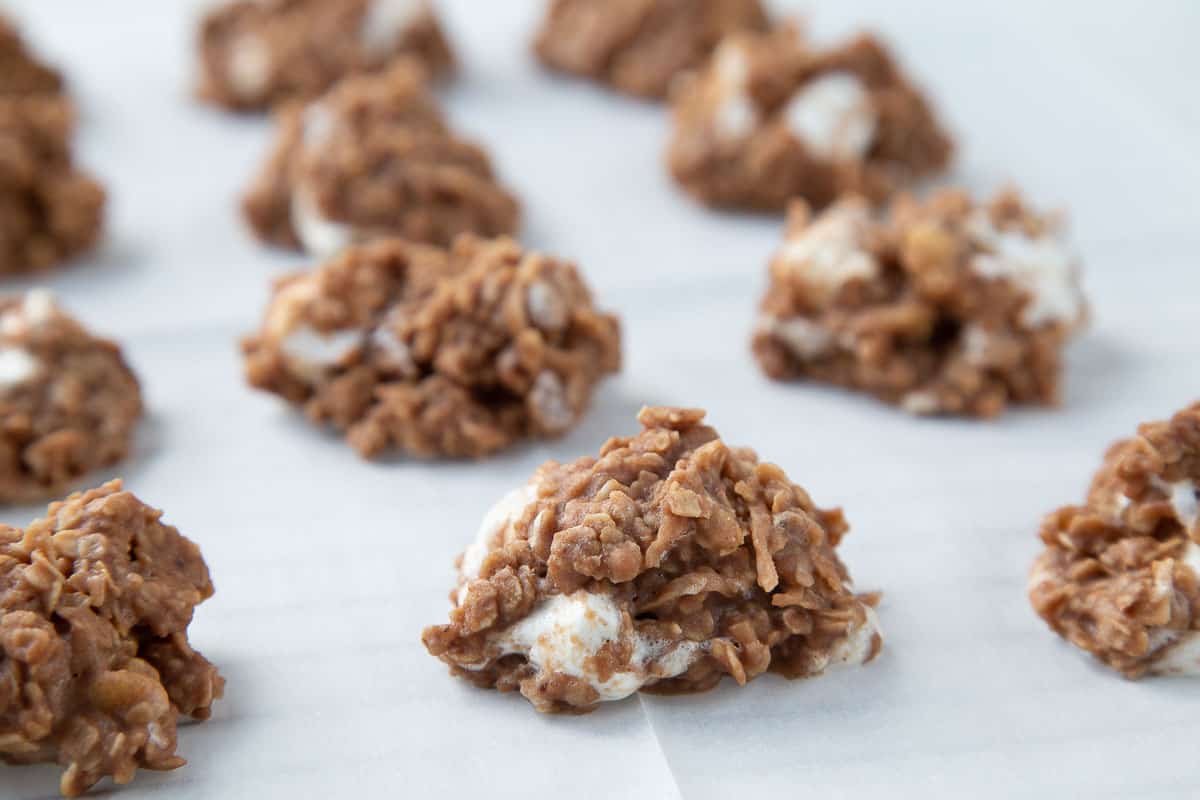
242 62 520 256
667 24 952 211
242 235 621 459
196 0 455 111
422 406 881 712
1031 404 1200 677
0 291 141 503
0 481 224 797
753 189 1087 418
533 0 769 100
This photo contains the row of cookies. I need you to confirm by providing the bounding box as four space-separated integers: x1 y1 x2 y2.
0 2 1195 797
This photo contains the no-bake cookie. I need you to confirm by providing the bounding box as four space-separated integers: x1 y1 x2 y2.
0 481 224 797
0 291 141 503
242 235 620 459
243 62 520 256
667 25 952 211
197 0 455 112
0 93 105 275
422 406 881 713
533 0 769 100
0 15 64 98
753 189 1087 418
1031 404 1200 677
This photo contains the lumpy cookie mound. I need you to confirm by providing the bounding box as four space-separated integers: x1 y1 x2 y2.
667 24 952 211
0 15 64 98
753 189 1087 418
242 62 520 256
0 93 105 274
422 406 881 713
0 291 141 503
1031 404 1200 677
533 0 769 100
196 0 455 112
242 235 621 459
0 480 224 797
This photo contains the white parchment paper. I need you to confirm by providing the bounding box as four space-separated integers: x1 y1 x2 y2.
3 1 1199 797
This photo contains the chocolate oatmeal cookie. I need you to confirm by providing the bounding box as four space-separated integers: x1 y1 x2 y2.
0 15 64 98
197 0 455 112
0 92 105 275
0 481 224 797
0 291 142 503
242 62 520 256
243 235 621 459
533 0 769 100
667 24 952 211
752 189 1087 418
1031 404 1200 677
422 406 882 713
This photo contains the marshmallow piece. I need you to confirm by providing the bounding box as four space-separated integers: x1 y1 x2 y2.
711 43 758 140
529 370 575 433
459 482 541 588
228 32 272 99
783 72 877 161
291 187 355 258
0 346 39 389
756 314 835 358
778 201 879 297
360 0 426 54
494 592 699 702
526 280 569 333
1151 477 1200 537
967 211 1085 329
280 325 361 381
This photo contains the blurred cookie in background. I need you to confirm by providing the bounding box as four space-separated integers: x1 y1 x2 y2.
668 24 952 211
197 0 455 112
753 189 1087 418
242 235 620 459
534 0 769 100
242 62 519 257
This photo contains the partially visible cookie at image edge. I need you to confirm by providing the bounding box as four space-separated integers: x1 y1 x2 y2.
1031 403 1200 677
0 291 141 503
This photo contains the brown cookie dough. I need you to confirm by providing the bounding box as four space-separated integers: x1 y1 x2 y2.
0 15 63 98
0 95 106 275
0 480 224 797
0 291 142 503
242 235 621 459
1031 404 1200 678
422 406 882 713
667 24 953 211
242 62 520 256
533 0 769 100
196 0 455 112
753 189 1087 418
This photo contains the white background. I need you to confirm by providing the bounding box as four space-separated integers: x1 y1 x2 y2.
3 1 1200 797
